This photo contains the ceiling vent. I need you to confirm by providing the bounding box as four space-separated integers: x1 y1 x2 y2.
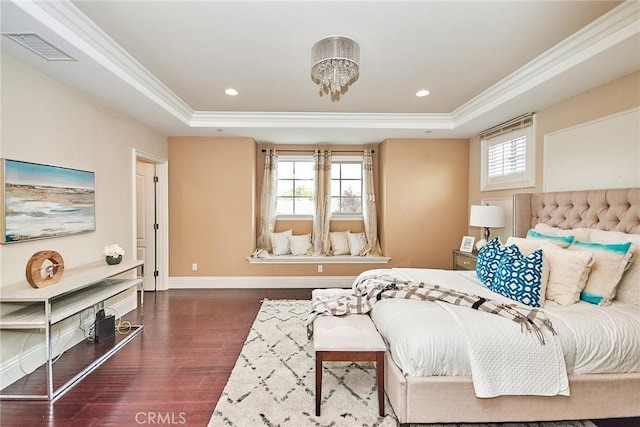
2 33 75 61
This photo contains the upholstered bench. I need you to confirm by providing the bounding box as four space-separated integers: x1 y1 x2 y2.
313 313 387 417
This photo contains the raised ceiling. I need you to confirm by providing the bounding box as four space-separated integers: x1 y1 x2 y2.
1 1 638 144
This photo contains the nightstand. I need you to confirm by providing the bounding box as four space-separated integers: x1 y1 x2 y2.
452 250 478 271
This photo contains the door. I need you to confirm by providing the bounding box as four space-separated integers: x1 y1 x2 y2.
136 159 157 291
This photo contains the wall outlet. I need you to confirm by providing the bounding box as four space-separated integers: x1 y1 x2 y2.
317 264 323 273
192 263 198 271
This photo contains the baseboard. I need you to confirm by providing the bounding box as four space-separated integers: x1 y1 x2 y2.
0 294 137 390
168 276 356 289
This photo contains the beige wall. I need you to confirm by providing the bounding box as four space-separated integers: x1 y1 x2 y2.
379 138 470 269
168 137 258 276
468 71 640 239
0 53 168 286
0 53 167 382
168 139 470 276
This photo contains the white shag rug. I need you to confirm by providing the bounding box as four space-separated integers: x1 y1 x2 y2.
208 299 596 427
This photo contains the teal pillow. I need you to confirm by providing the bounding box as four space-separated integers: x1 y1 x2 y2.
476 237 520 286
491 249 545 307
569 240 634 305
526 229 574 247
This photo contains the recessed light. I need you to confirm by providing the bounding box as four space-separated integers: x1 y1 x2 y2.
416 89 430 97
225 88 239 96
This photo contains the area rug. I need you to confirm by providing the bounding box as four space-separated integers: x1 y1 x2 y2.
208 299 596 427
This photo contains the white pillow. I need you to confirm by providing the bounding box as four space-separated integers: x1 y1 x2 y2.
540 242 593 306
329 231 350 255
347 232 367 256
506 236 543 255
288 234 312 256
589 229 639 305
271 229 292 255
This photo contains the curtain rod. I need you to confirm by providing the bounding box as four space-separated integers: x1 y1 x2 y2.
261 149 374 154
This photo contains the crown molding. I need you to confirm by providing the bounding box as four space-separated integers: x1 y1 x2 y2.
191 111 455 130
13 0 639 135
13 0 194 124
452 0 640 127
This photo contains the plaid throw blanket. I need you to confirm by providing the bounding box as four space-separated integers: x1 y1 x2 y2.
307 274 556 345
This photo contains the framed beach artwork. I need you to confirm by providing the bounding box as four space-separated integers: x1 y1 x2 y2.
1 159 96 244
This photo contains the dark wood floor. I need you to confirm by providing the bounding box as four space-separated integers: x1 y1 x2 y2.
0 289 311 426
0 289 637 427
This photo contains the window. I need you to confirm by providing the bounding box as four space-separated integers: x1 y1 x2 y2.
275 155 363 217
276 158 314 215
481 114 535 191
331 159 362 215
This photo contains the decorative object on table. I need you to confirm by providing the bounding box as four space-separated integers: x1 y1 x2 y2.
311 36 359 99
25 250 64 288
475 238 487 251
103 244 125 265
469 204 505 241
1 159 95 244
459 236 475 253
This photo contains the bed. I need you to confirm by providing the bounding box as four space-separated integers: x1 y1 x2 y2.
367 187 640 424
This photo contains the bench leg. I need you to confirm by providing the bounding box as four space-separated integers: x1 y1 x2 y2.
376 351 384 416
315 351 322 416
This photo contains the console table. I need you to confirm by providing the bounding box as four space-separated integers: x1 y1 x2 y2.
0 259 144 401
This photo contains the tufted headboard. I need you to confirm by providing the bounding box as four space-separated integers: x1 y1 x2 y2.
513 187 640 238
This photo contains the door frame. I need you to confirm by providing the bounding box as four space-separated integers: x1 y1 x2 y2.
131 149 169 291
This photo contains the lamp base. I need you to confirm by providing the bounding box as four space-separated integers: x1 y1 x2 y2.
483 227 491 242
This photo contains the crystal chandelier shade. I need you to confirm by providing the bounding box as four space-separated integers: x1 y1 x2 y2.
311 36 360 95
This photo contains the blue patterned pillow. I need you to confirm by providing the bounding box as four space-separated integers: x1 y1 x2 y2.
475 237 520 285
492 249 545 307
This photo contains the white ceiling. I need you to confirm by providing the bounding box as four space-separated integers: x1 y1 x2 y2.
1 1 639 144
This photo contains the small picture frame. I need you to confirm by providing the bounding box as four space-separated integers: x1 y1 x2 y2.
459 236 475 253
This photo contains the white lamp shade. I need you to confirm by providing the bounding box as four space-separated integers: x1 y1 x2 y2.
469 205 505 228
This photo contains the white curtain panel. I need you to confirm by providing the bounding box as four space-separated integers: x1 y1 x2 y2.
313 149 332 255
362 149 382 256
257 149 278 252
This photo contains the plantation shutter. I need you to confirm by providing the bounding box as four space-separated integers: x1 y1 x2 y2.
481 113 535 191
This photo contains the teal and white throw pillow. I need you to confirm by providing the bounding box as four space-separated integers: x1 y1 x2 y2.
569 240 634 305
526 229 574 248
491 249 546 307
476 237 520 286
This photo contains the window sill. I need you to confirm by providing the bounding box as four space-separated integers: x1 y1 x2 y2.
247 255 391 264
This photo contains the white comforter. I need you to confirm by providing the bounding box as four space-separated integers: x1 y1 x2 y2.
367 268 640 385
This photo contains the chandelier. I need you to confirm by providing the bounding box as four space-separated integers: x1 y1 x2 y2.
311 36 360 97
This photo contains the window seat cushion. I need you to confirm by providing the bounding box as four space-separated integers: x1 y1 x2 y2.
247 254 390 264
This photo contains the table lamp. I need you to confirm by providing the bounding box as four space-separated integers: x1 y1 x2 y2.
469 205 505 242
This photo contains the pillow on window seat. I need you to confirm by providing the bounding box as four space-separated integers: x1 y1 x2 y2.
288 234 312 256
271 229 292 255
330 231 350 255
347 232 367 256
